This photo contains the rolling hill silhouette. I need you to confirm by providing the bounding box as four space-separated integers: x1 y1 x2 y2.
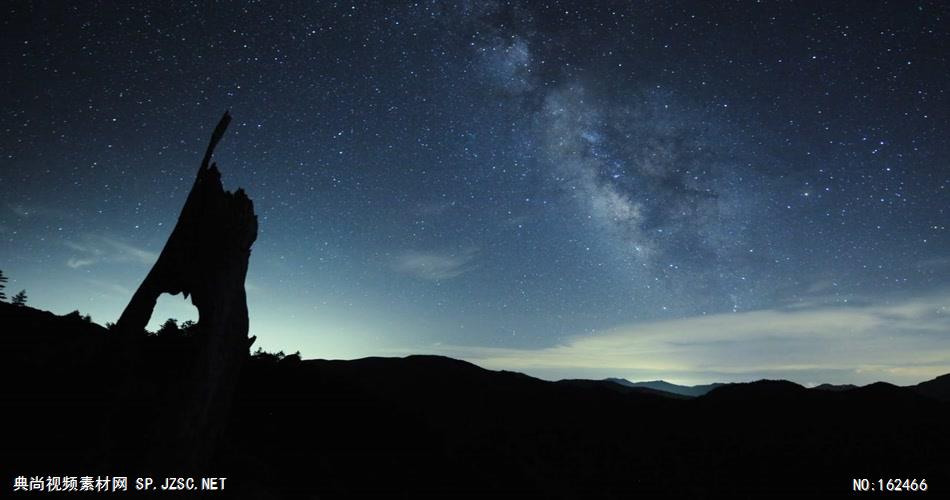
2 301 949 499
912 373 950 402
812 383 860 392
605 377 725 397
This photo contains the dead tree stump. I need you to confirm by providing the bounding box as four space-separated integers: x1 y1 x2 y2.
113 111 258 471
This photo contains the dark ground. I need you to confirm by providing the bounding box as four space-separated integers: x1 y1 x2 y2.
2 301 948 499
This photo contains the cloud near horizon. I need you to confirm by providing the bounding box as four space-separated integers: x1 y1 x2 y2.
405 290 950 386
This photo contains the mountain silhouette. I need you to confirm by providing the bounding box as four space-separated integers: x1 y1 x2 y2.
912 373 950 402
812 383 859 392
605 377 725 397
3 301 949 499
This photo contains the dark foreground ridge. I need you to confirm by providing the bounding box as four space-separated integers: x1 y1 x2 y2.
2 301 948 499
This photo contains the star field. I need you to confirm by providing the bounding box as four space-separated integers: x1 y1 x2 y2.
1 1 948 385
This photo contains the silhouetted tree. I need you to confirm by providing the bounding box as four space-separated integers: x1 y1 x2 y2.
155 318 182 337
64 310 92 323
0 269 7 301
252 347 287 363
11 290 27 306
107 112 257 471
180 320 198 336
280 350 302 364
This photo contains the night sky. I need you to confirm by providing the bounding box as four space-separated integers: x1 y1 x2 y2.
2 1 948 385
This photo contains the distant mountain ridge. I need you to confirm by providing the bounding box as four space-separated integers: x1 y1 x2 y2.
604 377 725 397
605 375 950 401
811 383 859 392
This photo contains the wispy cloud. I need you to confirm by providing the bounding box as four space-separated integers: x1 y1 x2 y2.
83 278 132 298
67 257 97 269
6 202 77 220
394 248 478 281
64 235 158 269
916 257 950 270
7 203 31 217
411 291 950 386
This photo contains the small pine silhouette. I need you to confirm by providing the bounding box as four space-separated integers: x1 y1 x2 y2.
155 318 182 337
0 269 7 301
11 290 27 306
